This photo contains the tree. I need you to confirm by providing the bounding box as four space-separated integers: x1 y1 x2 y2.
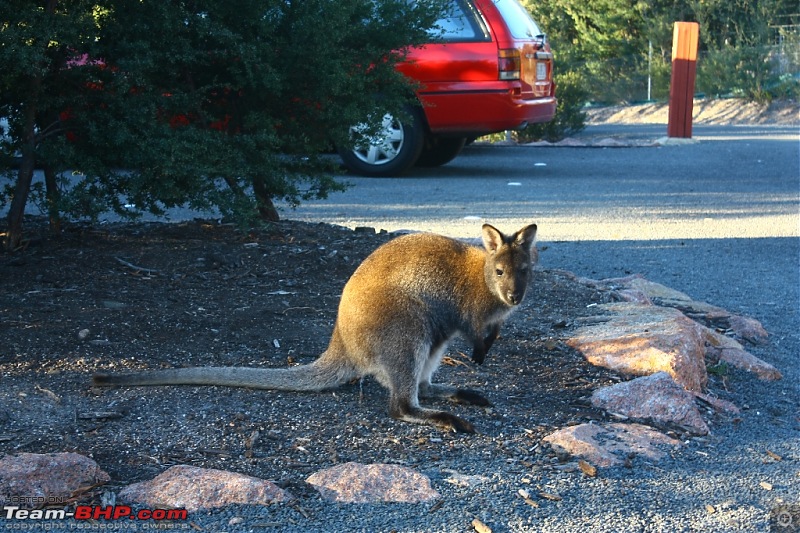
523 0 798 104
524 0 649 103
1 0 103 248
1 0 446 250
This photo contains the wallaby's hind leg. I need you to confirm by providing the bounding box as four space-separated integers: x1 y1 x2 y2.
419 383 491 407
389 389 476 433
382 350 476 433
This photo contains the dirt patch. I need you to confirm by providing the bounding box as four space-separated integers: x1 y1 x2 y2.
2 219 644 496
586 98 799 126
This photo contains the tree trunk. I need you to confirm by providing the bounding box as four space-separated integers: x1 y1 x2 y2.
5 104 38 251
5 0 56 251
44 165 62 235
252 175 280 222
5 158 35 251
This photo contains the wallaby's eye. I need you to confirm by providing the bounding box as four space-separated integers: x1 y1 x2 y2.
495 268 504 277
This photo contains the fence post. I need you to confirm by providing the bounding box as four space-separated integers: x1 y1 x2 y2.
668 22 700 138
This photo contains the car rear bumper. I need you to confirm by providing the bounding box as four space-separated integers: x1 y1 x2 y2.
418 82 556 135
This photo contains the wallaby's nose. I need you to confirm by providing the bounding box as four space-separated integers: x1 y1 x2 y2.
507 291 523 305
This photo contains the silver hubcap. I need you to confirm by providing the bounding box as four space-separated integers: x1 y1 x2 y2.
350 114 404 166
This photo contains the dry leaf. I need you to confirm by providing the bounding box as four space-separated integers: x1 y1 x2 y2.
442 355 470 367
705 504 716 514
539 492 562 502
578 459 597 477
766 450 782 462
472 517 492 533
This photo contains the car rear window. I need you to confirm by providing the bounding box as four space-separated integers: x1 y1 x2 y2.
430 0 491 42
492 0 542 40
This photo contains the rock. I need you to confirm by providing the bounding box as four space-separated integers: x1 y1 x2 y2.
663 299 770 345
566 303 708 391
577 274 691 302
118 465 293 511
0 453 110 508
693 392 740 415
543 423 681 468
726 314 769 345
591 372 710 435
703 329 782 380
578 274 769 345
306 462 440 503
614 289 653 305
617 276 694 302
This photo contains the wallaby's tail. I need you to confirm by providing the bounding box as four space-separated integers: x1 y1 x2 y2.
93 354 356 392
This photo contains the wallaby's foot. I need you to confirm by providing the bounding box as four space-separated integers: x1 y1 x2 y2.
429 411 476 433
390 401 476 433
420 383 491 407
452 389 491 406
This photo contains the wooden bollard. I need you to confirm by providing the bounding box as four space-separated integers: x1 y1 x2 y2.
667 22 699 138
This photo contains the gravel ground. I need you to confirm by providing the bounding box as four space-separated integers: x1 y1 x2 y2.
185 245 800 532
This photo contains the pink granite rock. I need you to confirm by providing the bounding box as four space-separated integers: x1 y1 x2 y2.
703 329 782 380
591 372 710 435
0 453 110 508
543 423 681 468
578 274 769 345
306 462 440 503
119 465 293 511
566 303 708 391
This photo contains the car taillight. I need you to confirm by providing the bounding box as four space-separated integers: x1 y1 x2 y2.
498 49 520 81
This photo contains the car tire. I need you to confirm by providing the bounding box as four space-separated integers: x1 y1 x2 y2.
338 107 425 177
415 135 467 167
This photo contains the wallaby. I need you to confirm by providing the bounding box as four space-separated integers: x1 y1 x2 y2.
93 223 538 433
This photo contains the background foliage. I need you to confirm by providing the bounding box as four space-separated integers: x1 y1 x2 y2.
1 0 445 248
517 0 799 141
3 0 798 245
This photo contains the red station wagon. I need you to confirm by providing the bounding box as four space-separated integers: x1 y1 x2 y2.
338 0 556 176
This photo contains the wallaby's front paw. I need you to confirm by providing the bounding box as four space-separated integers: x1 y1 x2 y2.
452 389 491 407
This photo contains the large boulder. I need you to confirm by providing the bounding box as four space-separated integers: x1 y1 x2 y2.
566 302 708 391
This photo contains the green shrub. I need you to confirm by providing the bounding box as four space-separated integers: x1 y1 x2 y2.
515 70 589 142
697 44 796 103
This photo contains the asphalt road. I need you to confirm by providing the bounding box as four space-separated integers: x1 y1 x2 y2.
285 124 799 242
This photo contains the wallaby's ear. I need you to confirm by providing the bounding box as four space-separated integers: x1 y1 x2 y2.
481 224 504 254
514 224 538 253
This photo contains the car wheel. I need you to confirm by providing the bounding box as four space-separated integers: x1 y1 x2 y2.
338 107 425 177
415 135 467 167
